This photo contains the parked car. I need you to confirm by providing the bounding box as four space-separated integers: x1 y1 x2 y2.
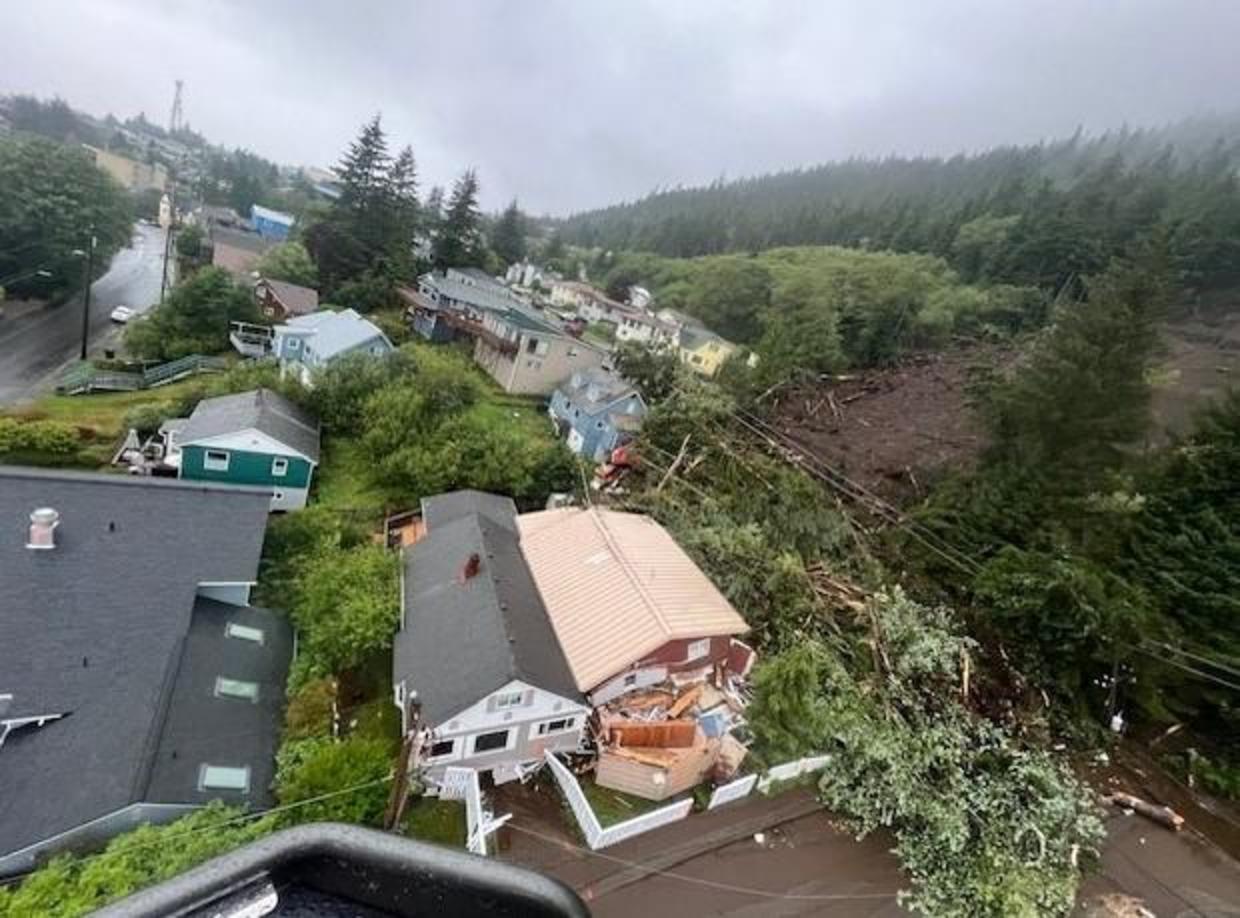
110 305 136 323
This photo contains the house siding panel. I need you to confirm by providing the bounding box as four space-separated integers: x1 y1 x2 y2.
181 446 313 489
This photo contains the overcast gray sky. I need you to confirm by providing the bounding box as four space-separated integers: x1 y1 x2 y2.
4 1 1238 214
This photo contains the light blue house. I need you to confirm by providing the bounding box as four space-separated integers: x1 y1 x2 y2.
548 368 647 462
250 204 295 240
273 308 394 387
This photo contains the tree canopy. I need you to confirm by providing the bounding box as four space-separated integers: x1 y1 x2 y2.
124 267 259 360
0 134 133 299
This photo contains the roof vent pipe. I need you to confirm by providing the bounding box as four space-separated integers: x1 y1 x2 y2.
27 508 59 550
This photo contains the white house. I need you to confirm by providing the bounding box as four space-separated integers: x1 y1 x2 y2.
392 492 589 786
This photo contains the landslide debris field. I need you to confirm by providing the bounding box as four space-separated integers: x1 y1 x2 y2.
768 309 1240 505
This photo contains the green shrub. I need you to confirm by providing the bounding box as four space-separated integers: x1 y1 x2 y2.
0 418 80 455
122 400 176 435
274 737 392 826
285 677 337 741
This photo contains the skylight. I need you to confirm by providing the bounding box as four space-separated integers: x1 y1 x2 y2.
199 764 250 793
225 622 265 644
214 677 260 702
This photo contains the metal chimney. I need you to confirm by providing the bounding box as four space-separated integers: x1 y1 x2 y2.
27 508 59 550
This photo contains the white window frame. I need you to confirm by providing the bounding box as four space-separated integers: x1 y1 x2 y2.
537 717 576 736
203 449 230 472
225 622 265 644
271 456 289 477
686 638 712 661
426 737 457 761
287 338 300 350
494 690 523 710
469 728 513 755
198 764 250 792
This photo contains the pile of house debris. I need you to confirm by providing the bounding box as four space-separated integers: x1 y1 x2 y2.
591 672 752 801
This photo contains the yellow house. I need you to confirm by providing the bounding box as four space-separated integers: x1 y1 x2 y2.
677 324 737 377
83 145 169 193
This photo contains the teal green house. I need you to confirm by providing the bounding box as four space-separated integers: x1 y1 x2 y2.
168 389 321 511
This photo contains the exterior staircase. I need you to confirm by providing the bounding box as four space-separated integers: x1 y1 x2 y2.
59 354 230 395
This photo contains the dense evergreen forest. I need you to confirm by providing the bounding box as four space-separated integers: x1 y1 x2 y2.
561 116 1240 296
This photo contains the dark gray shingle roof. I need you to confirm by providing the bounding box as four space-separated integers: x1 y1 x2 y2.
179 389 321 463
560 368 643 417
0 467 271 861
393 512 582 724
421 490 517 533
146 598 293 807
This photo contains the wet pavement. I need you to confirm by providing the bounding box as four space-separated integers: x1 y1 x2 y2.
0 223 167 404
498 782 1240 916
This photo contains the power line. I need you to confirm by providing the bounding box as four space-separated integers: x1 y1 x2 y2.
1134 645 1240 693
1145 640 1240 681
731 408 983 576
504 822 900 903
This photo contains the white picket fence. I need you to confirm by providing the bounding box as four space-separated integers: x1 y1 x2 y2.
544 751 831 849
439 766 509 856
707 773 759 809
755 753 832 794
543 752 693 850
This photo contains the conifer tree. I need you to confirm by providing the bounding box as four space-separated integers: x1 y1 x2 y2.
490 199 527 267
432 170 485 270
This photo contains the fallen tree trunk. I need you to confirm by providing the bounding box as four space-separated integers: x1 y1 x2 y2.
1105 792 1185 831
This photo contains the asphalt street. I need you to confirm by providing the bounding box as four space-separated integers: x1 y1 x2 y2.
0 222 167 405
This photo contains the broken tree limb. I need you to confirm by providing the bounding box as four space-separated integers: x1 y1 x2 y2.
1105 792 1185 831
656 434 692 493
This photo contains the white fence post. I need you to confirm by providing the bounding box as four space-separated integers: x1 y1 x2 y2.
707 773 758 809
441 766 506 856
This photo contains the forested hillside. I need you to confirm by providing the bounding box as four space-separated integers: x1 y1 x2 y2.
562 116 1240 295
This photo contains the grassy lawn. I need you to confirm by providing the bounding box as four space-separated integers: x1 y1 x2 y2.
581 777 669 827
5 380 201 434
1 381 207 469
312 437 395 513
403 797 467 847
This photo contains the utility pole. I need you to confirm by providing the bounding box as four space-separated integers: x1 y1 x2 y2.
78 228 97 361
160 171 177 304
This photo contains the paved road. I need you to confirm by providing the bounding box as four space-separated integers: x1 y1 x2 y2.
0 223 167 405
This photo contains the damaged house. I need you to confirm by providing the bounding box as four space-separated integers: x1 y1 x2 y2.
517 506 755 800
392 493 756 800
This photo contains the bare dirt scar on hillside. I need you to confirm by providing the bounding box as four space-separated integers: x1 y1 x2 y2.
769 313 1240 505
768 347 1007 503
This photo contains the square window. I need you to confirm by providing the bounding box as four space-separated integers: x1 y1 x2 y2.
526 338 539 354
428 739 455 759
472 729 509 753
288 339 300 350
686 638 711 661
203 449 230 471
215 677 260 702
199 764 250 792
623 673 638 687
272 457 289 477
225 623 264 644
494 690 523 710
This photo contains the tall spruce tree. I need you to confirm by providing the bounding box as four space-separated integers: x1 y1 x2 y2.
387 145 420 275
432 169 485 270
983 250 1171 489
490 199 527 267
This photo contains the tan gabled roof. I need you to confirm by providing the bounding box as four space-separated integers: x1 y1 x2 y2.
516 507 749 691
